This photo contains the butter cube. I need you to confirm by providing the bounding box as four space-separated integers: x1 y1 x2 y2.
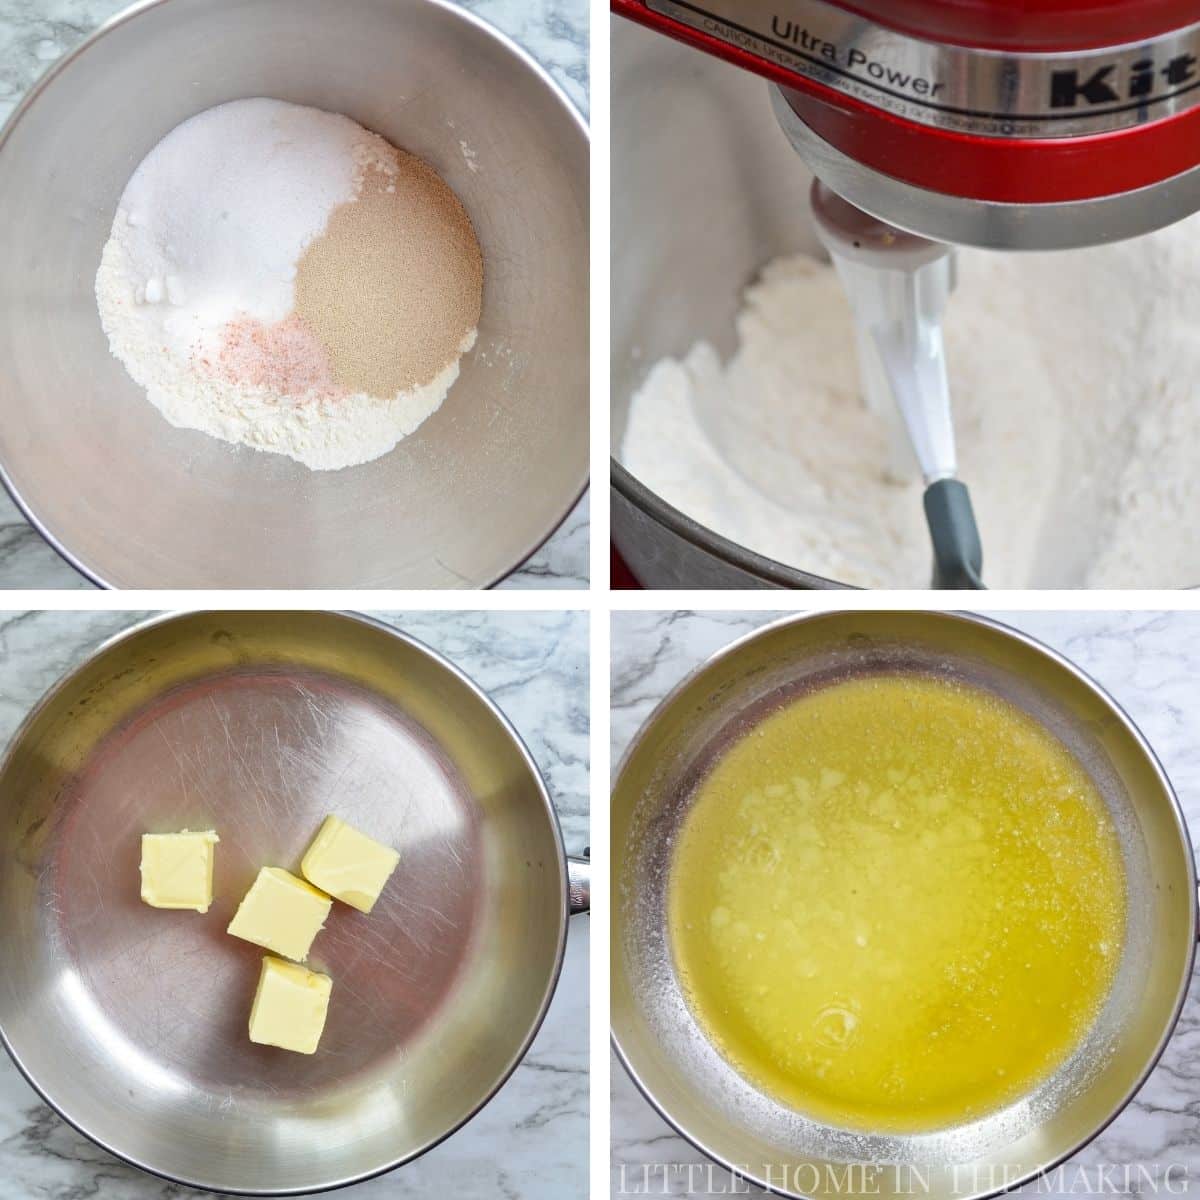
301 815 400 913
248 956 332 1054
227 867 331 961
140 830 219 912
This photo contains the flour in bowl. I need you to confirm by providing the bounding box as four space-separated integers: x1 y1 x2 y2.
621 218 1200 589
96 98 483 470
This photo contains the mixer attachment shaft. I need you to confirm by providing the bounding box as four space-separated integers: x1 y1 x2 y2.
809 180 984 589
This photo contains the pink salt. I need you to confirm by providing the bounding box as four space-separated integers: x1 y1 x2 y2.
199 314 342 400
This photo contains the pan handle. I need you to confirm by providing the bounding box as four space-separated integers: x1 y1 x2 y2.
568 849 590 915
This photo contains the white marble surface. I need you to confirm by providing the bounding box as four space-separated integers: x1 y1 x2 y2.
0 609 589 1198
611 610 1200 1197
0 0 589 590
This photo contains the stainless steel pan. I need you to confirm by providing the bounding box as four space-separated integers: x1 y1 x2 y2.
0 0 588 588
611 611 1195 1200
0 611 588 1194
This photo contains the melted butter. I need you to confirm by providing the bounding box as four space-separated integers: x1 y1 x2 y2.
667 673 1126 1133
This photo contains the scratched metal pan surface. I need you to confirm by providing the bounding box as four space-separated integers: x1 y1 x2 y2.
0 611 572 1195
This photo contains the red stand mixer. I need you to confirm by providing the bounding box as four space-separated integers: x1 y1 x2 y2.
612 1 1200 587
613 0 1200 249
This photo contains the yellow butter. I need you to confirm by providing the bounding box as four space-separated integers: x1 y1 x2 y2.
227 867 331 961
669 674 1126 1133
139 829 219 912
301 815 400 914
248 955 332 1054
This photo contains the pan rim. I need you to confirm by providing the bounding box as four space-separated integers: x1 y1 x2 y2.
0 608 572 1196
0 0 590 591
610 608 1198 1200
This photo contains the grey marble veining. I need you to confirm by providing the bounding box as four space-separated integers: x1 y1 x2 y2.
611 610 1200 1197
0 609 589 1199
0 0 589 590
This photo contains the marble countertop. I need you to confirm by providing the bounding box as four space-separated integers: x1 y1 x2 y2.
611 610 1200 1197
0 609 589 1199
0 0 589 590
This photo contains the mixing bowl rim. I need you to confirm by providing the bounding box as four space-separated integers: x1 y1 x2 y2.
610 608 1197 1200
0 608 572 1196
611 459 848 590
0 0 590 592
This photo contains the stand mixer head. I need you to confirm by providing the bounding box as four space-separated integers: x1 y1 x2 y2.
614 0 1200 587
613 0 1200 250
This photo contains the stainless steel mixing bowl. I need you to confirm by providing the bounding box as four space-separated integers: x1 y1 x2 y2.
612 611 1197 1200
0 0 588 588
0 611 588 1194
611 16 833 589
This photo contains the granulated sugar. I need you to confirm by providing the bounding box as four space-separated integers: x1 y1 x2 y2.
621 221 1200 589
96 98 483 470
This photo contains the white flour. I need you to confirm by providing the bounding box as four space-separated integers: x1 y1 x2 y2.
621 218 1200 589
96 98 474 471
